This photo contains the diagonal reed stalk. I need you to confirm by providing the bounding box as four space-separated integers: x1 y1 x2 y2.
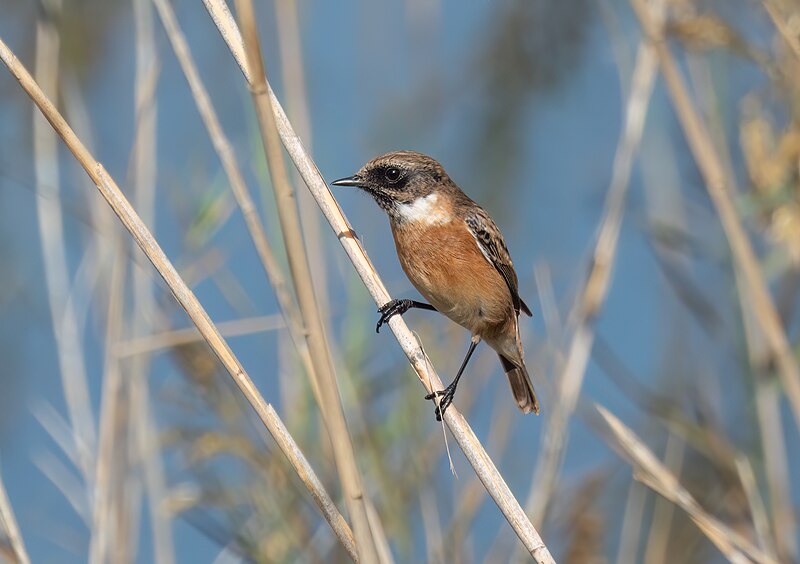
201 2 555 560
590 404 776 564
0 36 358 562
233 0 380 560
629 0 800 431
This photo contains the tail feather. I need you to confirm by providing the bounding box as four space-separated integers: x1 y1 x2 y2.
499 355 540 415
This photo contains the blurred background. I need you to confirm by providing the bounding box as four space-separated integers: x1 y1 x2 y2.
0 0 799 562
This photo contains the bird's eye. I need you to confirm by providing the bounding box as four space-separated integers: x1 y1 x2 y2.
384 167 401 183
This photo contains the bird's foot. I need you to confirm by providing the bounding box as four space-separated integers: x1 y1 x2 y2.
376 299 414 333
425 384 457 421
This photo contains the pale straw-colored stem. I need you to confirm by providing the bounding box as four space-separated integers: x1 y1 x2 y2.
150 0 325 411
741 281 797 561
89 251 127 564
762 0 800 63
233 0 379 560
0 468 31 564
591 404 776 564
0 36 358 562
615 481 647 564
130 1 175 560
115 314 285 357
524 30 660 528
642 435 686 564
273 0 332 322
33 0 97 485
0 468 30 564
629 0 800 430
735 456 779 563
201 3 555 560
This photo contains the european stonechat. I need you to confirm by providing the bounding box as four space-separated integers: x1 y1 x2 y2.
333 151 539 420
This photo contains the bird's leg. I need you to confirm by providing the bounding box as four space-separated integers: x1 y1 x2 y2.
376 299 437 333
425 338 479 421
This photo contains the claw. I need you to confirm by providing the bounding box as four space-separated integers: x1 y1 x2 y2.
375 299 412 333
425 386 456 421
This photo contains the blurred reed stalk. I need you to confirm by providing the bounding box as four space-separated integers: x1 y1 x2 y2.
742 276 796 560
642 435 687 564
115 314 285 357
233 0 380 561
128 0 175 560
632 1 800 557
0 36 359 562
762 0 800 62
200 3 555 561
89 249 126 564
524 15 661 528
150 0 326 414
273 0 333 323
629 0 800 431
590 404 776 564
33 0 97 486
0 469 29 564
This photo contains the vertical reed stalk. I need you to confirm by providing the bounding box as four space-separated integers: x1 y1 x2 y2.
233 1 379 561
273 0 332 321
150 0 324 414
33 0 97 484
129 0 175 560
524 29 660 528
89 251 126 564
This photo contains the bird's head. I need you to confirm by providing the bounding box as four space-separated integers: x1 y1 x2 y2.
332 151 454 223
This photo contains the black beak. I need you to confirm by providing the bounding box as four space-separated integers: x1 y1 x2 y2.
331 175 364 187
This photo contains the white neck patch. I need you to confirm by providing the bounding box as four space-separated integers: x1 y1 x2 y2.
395 193 451 225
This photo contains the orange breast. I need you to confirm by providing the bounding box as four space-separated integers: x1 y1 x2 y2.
391 220 515 338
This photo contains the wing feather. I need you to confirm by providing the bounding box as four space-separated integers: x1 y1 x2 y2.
465 209 532 317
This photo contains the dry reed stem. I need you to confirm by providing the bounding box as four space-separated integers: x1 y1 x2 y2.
273 0 332 322
30 404 88 502
735 456 778 563
642 434 686 564
0 469 29 564
33 0 97 484
0 37 358 562
754 376 794 559
740 268 796 560
447 393 514 558
419 487 445 564
615 480 647 564
365 498 395 564
115 314 285 357
525 32 660 526
591 404 776 564
130 1 175 559
150 0 326 414
89 251 126 564
233 1 379 560
629 0 800 430
762 0 800 63
200 3 555 560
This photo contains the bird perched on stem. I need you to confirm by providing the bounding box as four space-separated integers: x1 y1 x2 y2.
332 151 539 420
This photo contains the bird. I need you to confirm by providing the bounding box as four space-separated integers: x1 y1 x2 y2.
332 150 539 420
